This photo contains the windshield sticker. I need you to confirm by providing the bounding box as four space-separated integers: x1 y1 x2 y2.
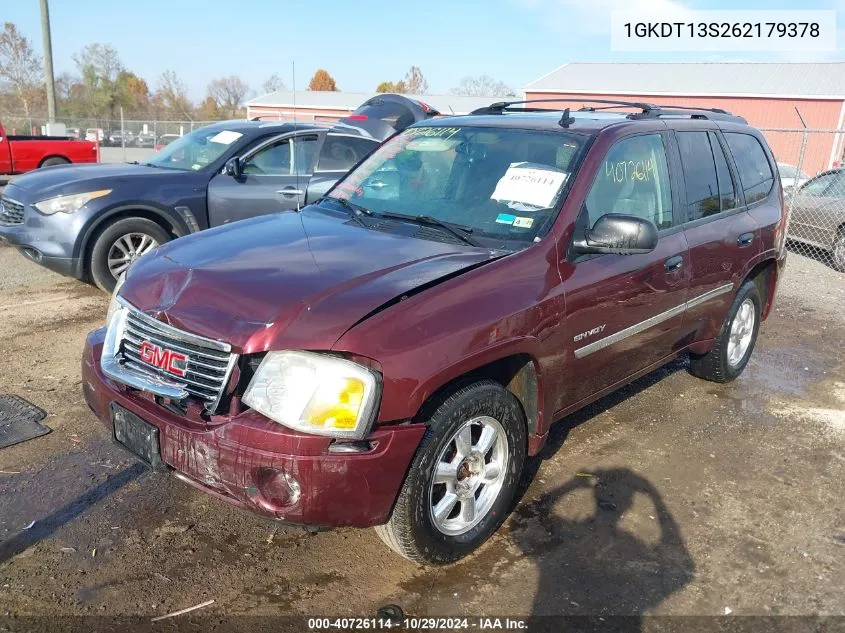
209 130 243 145
404 126 461 140
495 213 516 225
491 164 569 210
513 217 534 229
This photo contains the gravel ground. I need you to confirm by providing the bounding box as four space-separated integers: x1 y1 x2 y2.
0 243 842 626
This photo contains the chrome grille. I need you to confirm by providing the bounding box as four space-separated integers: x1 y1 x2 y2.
119 307 236 411
0 196 25 225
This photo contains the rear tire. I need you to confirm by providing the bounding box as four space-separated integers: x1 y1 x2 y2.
89 217 170 292
688 280 761 383
40 157 69 168
375 379 526 565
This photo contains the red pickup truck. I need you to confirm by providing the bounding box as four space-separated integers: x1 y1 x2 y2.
0 121 98 175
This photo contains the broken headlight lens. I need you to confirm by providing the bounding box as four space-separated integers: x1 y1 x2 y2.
242 351 380 440
33 189 112 215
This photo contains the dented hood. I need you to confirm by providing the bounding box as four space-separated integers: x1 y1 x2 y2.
120 208 497 353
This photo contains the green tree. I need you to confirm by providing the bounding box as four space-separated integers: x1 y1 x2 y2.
73 43 125 119
375 80 406 93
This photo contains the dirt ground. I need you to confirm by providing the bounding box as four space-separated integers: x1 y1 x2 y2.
0 241 843 623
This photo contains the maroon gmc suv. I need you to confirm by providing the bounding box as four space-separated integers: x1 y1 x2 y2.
82 100 786 564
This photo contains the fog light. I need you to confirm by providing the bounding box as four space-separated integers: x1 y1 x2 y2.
249 467 301 512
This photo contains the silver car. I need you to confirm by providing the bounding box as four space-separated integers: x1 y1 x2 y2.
788 168 845 271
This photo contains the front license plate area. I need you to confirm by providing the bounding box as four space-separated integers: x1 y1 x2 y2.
111 403 168 471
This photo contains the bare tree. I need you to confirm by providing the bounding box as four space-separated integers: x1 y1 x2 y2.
0 22 43 117
156 70 193 120
451 75 516 97
308 69 338 91
207 75 249 118
403 66 428 94
262 73 286 94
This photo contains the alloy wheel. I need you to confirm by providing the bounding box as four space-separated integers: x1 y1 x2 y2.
107 232 159 279
428 415 509 536
727 298 755 367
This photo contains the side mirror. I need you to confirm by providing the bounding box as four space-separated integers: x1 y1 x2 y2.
224 157 242 178
572 214 658 256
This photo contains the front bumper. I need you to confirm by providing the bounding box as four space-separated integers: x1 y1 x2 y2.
82 328 426 528
0 184 87 279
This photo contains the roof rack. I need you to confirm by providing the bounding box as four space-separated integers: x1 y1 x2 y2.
470 98 746 124
471 98 657 115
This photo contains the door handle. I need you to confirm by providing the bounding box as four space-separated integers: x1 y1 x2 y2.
664 255 683 272
737 232 754 247
276 188 304 196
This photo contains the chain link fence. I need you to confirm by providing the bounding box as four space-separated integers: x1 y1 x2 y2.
1 115 219 144
761 128 845 273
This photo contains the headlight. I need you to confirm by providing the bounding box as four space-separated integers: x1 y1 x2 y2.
106 272 126 323
242 351 380 440
33 189 111 215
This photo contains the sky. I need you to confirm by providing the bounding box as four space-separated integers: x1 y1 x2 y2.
5 0 845 101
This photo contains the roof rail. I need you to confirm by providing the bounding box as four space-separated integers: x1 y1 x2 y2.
470 98 657 115
471 98 746 124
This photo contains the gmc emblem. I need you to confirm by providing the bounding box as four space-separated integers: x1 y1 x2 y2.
139 341 188 377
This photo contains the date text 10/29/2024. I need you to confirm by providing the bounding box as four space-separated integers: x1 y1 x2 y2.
308 617 528 630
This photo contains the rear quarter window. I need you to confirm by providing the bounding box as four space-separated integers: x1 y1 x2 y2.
724 133 775 204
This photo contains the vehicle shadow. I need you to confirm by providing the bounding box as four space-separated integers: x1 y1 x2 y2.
0 462 145 564
509 358 694 625
512 468 694 627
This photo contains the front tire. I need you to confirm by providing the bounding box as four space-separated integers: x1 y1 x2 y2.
375 380 526 565
89 218 170 292
689 280 761 383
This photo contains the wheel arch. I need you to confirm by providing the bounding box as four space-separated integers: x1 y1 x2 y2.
38 154 71 167
743 257 779 321
410 351 543 443
76 205 189 279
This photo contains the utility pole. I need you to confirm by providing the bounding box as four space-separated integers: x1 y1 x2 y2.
39 0 57 123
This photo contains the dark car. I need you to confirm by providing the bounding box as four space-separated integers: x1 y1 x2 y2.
153 134 181 151
0 94 437 291
107 130 134 147
135 133 156 148
787 167 845 270
82 99 786 564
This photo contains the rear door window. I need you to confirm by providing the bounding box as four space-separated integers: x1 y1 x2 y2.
724 132 775 204
317 135 379 171
584 133 674 230
710 132 738 212
677 131 721 221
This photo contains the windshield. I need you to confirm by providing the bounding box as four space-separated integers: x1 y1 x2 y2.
146 128 243 171
327 125 586 248
779 164 808 179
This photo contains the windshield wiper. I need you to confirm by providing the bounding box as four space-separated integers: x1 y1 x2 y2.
377 211 481 247
321 196 372 226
